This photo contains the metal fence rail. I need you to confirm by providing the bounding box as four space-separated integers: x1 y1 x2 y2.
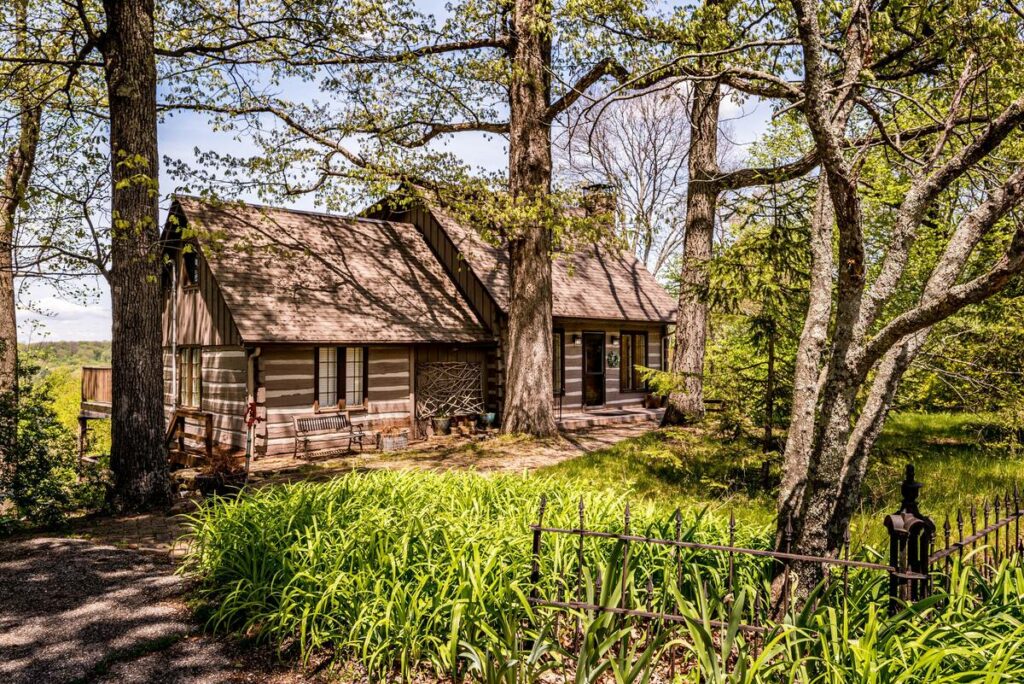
526 463 1023 642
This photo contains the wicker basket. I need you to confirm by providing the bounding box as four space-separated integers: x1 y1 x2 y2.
378 429 409 452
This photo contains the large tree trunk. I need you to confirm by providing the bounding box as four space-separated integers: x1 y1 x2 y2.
500 0 557 437
1 0 39 397
0 0 41 462
662 80 721 425
0 110 39 399
775 180 834 535
102 0 172 510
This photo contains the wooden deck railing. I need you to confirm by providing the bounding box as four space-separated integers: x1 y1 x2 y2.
165 407 214 466
81 367 112 405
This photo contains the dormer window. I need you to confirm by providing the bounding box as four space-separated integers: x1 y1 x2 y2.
182 248 200 287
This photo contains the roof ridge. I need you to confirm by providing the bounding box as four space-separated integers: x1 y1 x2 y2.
172 192 397 226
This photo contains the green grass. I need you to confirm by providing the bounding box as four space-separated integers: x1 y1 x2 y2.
183 471 762 679
542 427 776 528
540 412 1024 549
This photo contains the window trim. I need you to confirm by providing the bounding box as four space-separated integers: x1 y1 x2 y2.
552 328 565 396
180 247 200 289
177 347 202 408
314 346 369 409
619 330 649 393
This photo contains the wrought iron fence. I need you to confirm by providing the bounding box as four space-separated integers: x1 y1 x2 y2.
526 464 1023 638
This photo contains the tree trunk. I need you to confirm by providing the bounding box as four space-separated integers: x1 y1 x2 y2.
775 180 833 535
763 320 776 453
102 0 172 510
662 80 721 426
500 0 557 437
0 0 41 462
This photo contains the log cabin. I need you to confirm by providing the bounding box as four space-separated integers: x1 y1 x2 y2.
161 193 676 459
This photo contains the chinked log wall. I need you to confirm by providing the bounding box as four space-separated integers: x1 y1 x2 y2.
557 319 664 410
257 344 415 456
162 347 248 451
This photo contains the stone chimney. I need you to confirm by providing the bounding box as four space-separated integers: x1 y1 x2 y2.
580 182 617 218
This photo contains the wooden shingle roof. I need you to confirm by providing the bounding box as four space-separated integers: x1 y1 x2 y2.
425 200 677 323
172 196 490 345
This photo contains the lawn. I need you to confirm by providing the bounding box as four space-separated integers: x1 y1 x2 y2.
538 411 1024 549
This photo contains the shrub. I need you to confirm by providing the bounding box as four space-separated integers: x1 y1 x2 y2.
0 363 107 529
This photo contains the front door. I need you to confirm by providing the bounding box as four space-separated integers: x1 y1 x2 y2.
582 332 605 406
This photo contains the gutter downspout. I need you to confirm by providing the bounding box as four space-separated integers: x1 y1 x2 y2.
244 346 263 480
170 256 178 411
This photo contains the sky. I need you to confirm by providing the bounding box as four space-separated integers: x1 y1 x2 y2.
16 81 772 343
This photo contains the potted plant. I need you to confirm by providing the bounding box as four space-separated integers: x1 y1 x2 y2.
432 412 451 435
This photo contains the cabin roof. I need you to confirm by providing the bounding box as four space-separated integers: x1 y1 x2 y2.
170 196 491 345
422 198 677 324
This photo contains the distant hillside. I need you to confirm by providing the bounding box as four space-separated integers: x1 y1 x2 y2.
20 340 112 371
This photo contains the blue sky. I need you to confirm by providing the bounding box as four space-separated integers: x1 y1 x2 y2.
17 85 772 343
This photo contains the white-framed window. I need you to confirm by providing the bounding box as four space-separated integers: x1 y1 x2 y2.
315 346 368 407
620 332 648 392
178 347 202 407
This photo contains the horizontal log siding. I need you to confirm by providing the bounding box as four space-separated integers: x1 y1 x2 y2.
556 319 663 411
162 346 248 452
201 348 248 449
162 245 243 347
258 344 414 455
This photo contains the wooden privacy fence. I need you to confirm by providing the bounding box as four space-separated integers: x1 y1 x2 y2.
527 464 1024 639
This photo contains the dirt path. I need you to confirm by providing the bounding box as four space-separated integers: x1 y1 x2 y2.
0 537 248 683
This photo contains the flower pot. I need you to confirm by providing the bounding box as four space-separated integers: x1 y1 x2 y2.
478 412 496 429
432 417 451 435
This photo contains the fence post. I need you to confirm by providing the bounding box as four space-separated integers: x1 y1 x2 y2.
1015 484 1021 556
530 494 547 605
621 504 631 612
884 464 935 614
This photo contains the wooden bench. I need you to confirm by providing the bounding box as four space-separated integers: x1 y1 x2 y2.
293 413 367 459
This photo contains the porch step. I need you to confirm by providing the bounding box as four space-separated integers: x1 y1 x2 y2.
557 408 663 432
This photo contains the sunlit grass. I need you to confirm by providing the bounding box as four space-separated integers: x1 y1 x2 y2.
539 412 1024 549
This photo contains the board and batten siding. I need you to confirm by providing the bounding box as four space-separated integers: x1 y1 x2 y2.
256 344 414 456
161 244 243 348
556 318 664 411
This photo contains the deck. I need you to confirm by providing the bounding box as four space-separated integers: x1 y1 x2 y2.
78 367 112 459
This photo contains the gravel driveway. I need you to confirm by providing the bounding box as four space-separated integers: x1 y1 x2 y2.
0 537 248 683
